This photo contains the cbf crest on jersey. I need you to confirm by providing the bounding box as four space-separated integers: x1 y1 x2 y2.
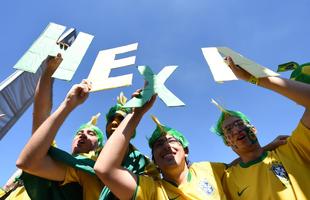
271 162 291 187
199 179 214 195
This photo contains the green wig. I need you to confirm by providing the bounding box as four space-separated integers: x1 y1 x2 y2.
211 99 251 145
106 104 131 121
75 113 104 147
148 116 189 149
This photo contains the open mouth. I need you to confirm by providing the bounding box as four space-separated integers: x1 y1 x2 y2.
77 139 85 146
237 135 246 141
163 153 175 159
237 132 246 141
108 128 116 136
161 150 176 159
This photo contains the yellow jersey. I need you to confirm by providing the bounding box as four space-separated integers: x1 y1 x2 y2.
223 122 310 200
63 166 104 200
2 186 31 200
135 162 227 200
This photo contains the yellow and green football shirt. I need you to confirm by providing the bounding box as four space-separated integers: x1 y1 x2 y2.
0 188 5 198
63 166 104 200
223 122 310 200
2 185 31 200
135 162 227 200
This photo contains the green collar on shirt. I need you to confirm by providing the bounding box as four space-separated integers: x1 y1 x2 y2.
187 171 192 182
239 151 267 168
163 170 192 187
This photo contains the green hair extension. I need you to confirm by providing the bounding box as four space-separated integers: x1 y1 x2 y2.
212 110 251 145
148 124 189 149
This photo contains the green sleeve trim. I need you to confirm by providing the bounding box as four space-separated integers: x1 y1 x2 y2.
132 175 140 200
239 151 267 168
0 188 11 199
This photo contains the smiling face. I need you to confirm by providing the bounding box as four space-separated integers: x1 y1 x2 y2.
105 114 124 138
222 116 258 154
152 134 188 173
71 128 99 154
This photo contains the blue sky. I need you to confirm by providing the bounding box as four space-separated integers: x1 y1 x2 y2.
0 0 309 186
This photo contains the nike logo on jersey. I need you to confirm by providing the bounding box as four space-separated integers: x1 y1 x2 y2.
237 186 248 196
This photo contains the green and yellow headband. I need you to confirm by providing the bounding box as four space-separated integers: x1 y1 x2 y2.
148 115 189 149
76 113 104 147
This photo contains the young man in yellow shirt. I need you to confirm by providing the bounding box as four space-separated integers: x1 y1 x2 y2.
99 93 159 199
94 89 228 200
213 57 310 199
16 55 104 200
16 55 157 200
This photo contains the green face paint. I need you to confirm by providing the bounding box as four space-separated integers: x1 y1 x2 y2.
213 109 252 146
223 119 257 146
244 124 257 144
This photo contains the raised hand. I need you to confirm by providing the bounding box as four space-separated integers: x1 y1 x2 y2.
131 88 157 116
44 53 63 76
64 79 92 109
224 56 252 81
263 135 289 151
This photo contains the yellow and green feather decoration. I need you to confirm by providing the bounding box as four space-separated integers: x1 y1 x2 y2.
105 92 132 121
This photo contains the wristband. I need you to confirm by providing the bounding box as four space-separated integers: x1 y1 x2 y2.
248 76 259 85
